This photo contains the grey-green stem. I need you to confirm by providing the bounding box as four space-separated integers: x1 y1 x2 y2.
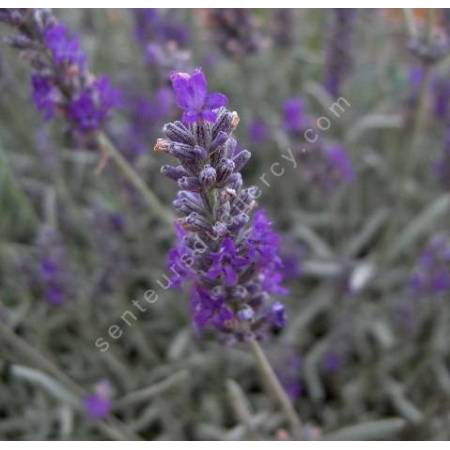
97 132 173 225
248 338 303 438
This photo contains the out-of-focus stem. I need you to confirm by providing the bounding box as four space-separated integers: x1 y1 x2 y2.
402 9 416 39
248 338 303 438
97 132 173 225
408 9 435 175
409 65 432 172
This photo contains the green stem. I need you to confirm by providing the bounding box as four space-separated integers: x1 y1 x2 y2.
97 132 173 225
407 8 435 175
0 320 140 440
408 64 432 175
248 339 303 438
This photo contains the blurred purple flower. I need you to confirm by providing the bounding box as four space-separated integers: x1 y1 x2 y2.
247 118 268 145
410 234 450 295
282 98 307 134
170 68 227 123
1 9 120 135
36 226 72 306
83 380 112 420
68 76 122 133
43 23 86 67
325 145 355 184
31 74 59 119
299 144 354 191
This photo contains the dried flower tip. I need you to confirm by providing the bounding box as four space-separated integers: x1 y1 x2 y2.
154 138 171 153
231 111 240 130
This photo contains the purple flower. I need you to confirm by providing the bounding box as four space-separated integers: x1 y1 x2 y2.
170 68 228 123
83 380 112 420
410 234 450 295
325 145 355 184
67 76 121 133
43 23 85 67
36 226 72 306
299 143 354 191
156 69 287 342
282 98 307 134
247 118 268 145
31 74 59 119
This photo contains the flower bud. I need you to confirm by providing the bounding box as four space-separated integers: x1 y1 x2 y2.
178 176 202 192
233 150 251 171
161 165 188 181
199 165 217 189
163 121 196 146
216 158 235 184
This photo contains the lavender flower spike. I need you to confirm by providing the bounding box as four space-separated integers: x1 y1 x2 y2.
156 68 287 343
0 9 121 136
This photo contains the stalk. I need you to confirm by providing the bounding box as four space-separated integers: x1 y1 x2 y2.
407 9 435 175
248 338 303 438
97 132 173 225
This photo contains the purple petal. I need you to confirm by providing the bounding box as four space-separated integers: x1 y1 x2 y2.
188 68 208 108
200 110 217 122
205 92 228 109
182 110 200 123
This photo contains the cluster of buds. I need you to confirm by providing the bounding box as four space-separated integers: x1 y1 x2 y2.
155 68 287 343
0 9 120 136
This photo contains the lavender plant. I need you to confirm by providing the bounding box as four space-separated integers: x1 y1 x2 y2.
155 67 303 435
155 68 287 342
